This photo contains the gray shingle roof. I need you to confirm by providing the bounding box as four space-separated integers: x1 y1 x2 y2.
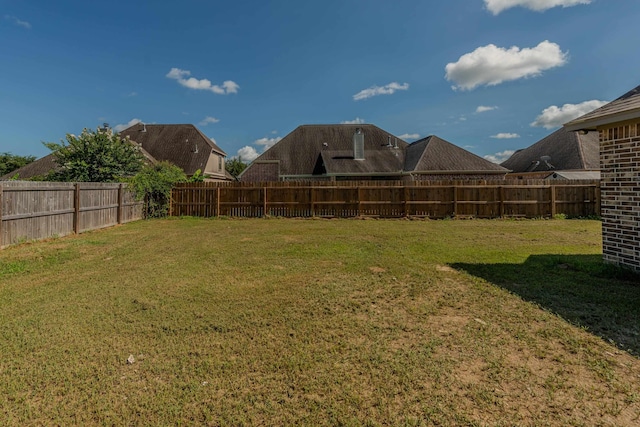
407 135 508 173
320 149 404 175
245 124 409 177
501 127 599 172
1 153 58 180
242 126 508 179
119 123 225 175
564 84 640 130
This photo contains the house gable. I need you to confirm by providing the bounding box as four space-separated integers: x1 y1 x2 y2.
119 123 228 179
407 136 508 174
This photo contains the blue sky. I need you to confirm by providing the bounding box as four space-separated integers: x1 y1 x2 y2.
2 0 639 164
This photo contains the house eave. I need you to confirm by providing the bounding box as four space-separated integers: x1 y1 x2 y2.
323 171 405 177
410 170 508 175
564 108 640 132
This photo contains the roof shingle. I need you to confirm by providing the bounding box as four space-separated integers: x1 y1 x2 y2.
501 127 599 172
119 123 226 176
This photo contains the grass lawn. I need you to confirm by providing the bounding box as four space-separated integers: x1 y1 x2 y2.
1 217 639 426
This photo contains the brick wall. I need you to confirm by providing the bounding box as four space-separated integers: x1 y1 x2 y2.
599 121 640 272
240 162 280 182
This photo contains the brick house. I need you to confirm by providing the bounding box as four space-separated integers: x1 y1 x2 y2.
240 124 507 182
565 85 640 272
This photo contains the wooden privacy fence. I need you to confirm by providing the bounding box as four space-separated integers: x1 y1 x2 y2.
171 180 601 219
0 181 143 248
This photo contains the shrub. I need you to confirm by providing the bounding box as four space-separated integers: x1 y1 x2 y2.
44 128 144 182
127 162 187 218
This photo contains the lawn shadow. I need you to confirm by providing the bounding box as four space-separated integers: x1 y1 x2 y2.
452 254 640 357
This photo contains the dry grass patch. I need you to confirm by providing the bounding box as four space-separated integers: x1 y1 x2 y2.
0 217 638 425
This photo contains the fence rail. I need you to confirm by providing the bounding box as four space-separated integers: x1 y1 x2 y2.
171 180 601 219
0 181 143 248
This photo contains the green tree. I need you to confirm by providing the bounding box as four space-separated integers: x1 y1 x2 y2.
225 157 247 178
44 128 144 182
0 152 36 176
127 161 188 218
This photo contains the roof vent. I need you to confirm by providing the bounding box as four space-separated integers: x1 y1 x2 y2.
540 155 554 169
353 129 365 160
188 138 198 154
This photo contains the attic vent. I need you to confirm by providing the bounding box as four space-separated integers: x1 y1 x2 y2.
353 129 365 160
188 138 198 154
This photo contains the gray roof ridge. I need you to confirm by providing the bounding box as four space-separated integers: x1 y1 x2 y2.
192 125 226 156
573 131 587 169
415 135 434 166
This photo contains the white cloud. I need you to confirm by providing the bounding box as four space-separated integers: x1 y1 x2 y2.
530 99 608 129
126 92 138 97
114 118 142 132
484 0 591 15
166 68 239 94
235 136 283 163
484 150 516 164
491 133 520 139
353 82 409 101
199 116 220 126
398 133 420 141
445 41 568 91
341 117 366 124
254 137 282 150
236 146 259 163
5 15 31 29
476 105 498 113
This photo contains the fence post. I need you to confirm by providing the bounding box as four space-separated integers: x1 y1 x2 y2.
357 186 362 216
117 183 124 224
172 186 177 217
216 186 221 217
74 183 81 234
403 185 409 217
310 186 315 217
452 184 458 217
499 186 505 218
0 184 3 248
263 186 268 217
550 185 557 217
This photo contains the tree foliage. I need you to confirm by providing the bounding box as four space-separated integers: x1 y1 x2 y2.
44 128 144 182
0 152 36 176
225 157 247 178
127 161 188 218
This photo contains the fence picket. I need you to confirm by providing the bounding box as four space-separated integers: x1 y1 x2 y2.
1 181 143 248
170 180 600 220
